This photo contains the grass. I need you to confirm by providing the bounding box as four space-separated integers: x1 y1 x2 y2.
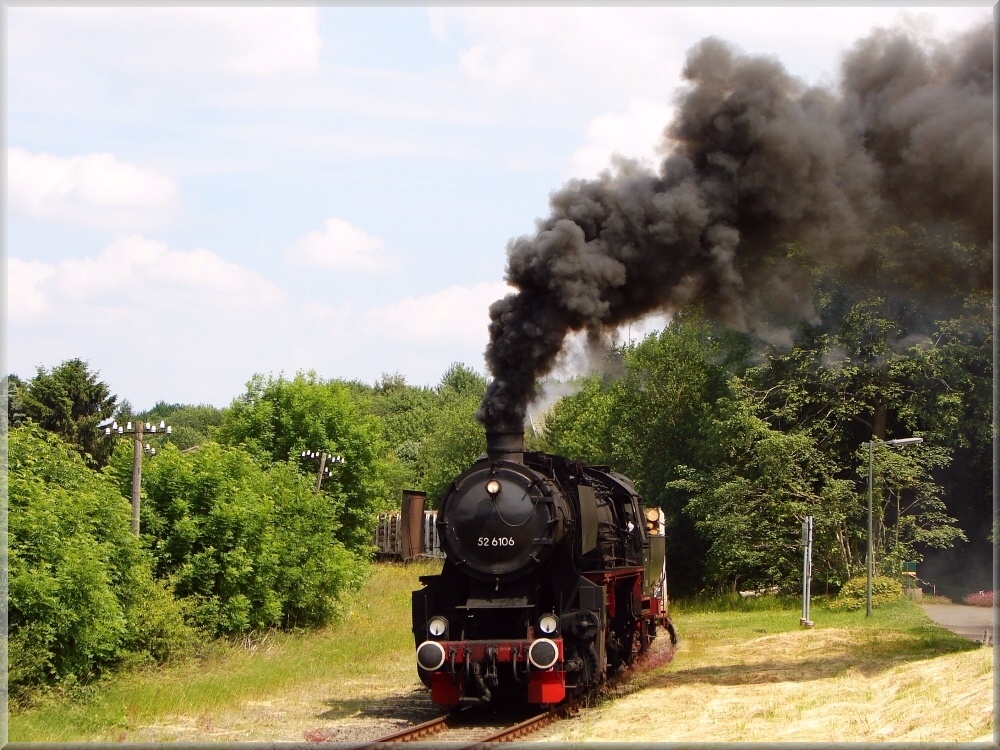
10 562 992 743
9 558 443 743
589 596 991 742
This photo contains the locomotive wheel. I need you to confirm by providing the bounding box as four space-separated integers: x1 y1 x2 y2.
630 627 642 663
578 642 599 695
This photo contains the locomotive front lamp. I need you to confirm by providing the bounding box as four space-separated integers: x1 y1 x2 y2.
428 616 448 637
538 614 559 634
528 638 559 670
485 479 502 497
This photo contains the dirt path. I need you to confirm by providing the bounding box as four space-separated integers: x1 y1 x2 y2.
921 604 994 643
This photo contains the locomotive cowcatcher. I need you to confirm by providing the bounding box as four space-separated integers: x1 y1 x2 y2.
412 429 675 707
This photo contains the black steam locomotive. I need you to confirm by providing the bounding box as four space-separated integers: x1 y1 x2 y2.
412 430 675 707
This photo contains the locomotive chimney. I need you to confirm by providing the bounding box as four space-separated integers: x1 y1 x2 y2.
485 429 524 464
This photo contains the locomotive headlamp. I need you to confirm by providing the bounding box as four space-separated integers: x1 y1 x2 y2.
416 640 447 671
428 616 448 637
485 479 502 496
528 638 559 670
538 613 559 634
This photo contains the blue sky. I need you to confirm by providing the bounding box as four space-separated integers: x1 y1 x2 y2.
5 5 991 410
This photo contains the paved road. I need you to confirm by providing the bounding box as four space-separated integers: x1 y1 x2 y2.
921 604 995 643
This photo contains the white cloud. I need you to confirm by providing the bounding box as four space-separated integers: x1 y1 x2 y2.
8 148 177 231
365 281 513 347
566 97 674 180
207 7 321 76
7 258 56 322
458 44 533 88
430 8 687 102
11 7 321 78
8 235 283 322
434 6 991 99
286 218 389 273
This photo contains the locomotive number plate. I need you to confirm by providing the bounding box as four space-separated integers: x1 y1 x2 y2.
477 536 515 547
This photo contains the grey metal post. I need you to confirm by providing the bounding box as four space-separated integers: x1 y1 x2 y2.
801 516 813 627
866 440 874 617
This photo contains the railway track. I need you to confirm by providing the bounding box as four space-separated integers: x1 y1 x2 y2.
346 700 580 748
346 638 677 747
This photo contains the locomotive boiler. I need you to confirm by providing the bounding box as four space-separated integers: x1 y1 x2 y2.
412 430 674 707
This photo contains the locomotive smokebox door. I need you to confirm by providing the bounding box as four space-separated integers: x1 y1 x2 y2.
441 461 564 583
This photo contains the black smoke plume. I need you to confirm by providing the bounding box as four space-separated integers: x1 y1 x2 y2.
478 21 992 432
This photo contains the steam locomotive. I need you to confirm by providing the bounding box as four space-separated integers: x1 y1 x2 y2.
412 430 675 707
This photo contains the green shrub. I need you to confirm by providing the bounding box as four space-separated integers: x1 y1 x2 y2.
8 426 195 698
826 575 904 611
141 442 368 636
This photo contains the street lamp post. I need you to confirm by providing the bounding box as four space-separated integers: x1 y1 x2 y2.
105 419 172 537
866 436 923 617
300 450 344 491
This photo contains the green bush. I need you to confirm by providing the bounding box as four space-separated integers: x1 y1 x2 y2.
141 442 368 636
826 575 904 611
8 426 195 698
216 372 393 550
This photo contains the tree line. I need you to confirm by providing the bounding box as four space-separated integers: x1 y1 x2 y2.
5 226 991 698
6 362 489 699
541 227 991 598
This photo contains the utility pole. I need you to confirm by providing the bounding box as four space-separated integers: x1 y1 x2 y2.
300 450 344 491
105 419 171 536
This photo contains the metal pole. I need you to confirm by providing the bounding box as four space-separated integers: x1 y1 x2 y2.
801 516 813 627
132 422 143 537
866 440 874 617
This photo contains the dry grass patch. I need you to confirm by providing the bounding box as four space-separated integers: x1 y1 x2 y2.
536 612 993 743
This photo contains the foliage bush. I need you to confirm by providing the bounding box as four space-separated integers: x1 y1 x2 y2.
8 426 195 698
139 401 225 451
140 442 368 636
216 371 393 549
826 575 904 611
351 363 488 508
962 590 994 607
416 383 487 505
